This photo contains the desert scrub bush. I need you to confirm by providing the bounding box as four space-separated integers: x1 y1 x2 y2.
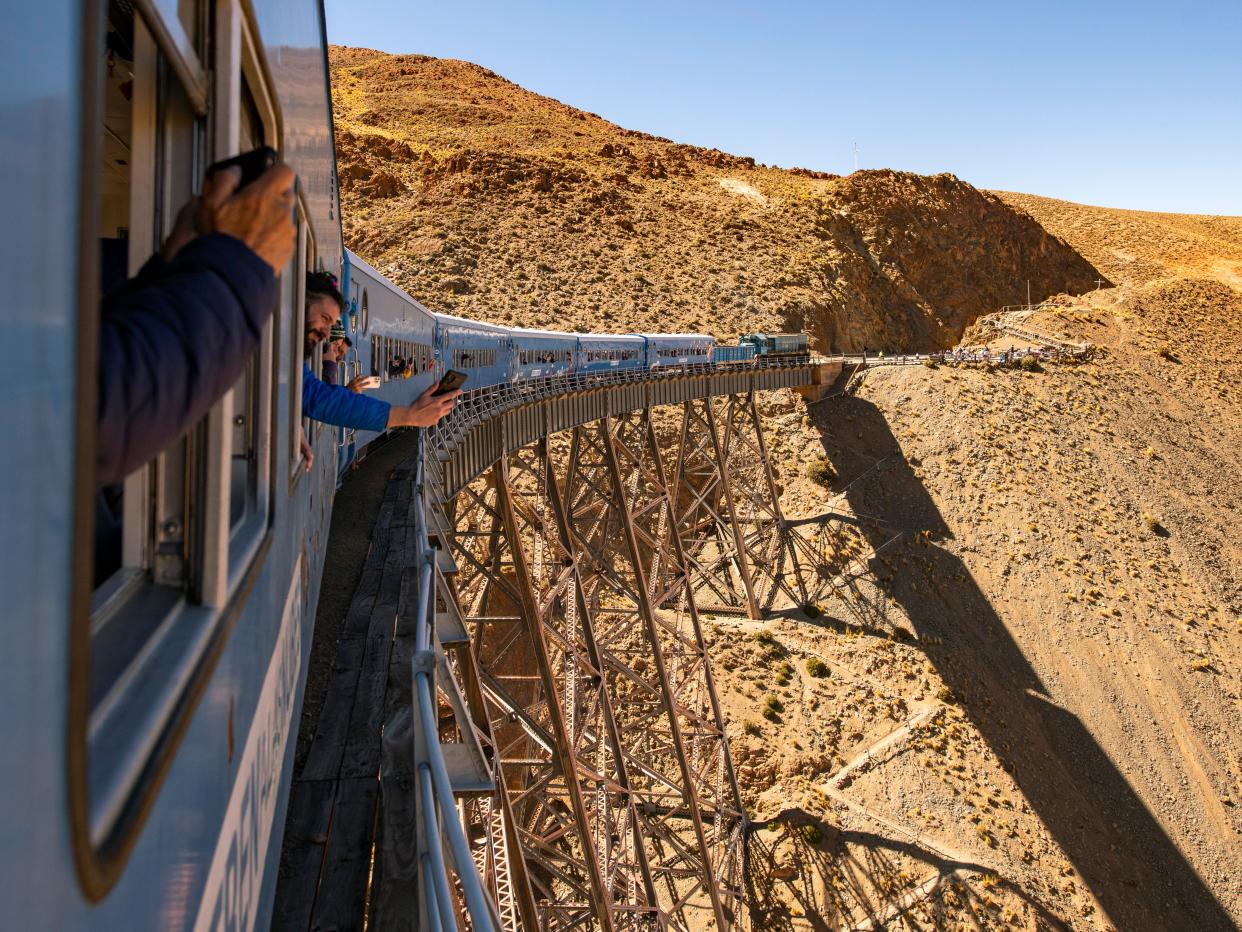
805 657 829 678
1142 512 1165 534
1157 345 1179 363
805 456 837 488
1019 354 1042 372
936 686 956 704
761 695 784 720
742 720 761 736
922 356 938 368
799 823 825 845
775 661 794 686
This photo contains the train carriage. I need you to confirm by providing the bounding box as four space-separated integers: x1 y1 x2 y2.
639 333 716 369
575 334 645 374
434 312 512 391
507 327 577 382
712 343 758 365
343 250 438 452
2 0 346 927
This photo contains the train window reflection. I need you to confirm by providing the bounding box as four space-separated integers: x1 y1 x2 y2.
227 76 274 562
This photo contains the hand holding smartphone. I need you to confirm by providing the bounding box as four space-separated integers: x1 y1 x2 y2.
433 370 468 396
206 146 279 190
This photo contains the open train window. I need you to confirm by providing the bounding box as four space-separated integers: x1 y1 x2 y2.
290 216 315 485
73 0 291 897
225 70 277 575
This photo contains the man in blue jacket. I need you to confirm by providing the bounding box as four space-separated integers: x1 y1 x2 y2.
96 163 295 485
95 162 296 582
300 272 458 437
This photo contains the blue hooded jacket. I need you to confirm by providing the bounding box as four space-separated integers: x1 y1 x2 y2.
301 362 390 431
96 233 277 486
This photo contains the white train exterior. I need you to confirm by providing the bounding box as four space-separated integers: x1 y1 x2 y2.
3 0 344 928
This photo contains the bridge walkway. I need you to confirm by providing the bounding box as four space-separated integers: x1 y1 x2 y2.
273 453 425 931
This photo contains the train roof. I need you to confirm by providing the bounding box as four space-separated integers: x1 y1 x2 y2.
632 332 715 340
576 332 645 343
345 249 434 314
432 311 512 333
505 326 580 340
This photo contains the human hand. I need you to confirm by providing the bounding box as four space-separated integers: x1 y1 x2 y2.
161 198 200 261
347 375 380 393
199 163 297 273
299 429 314 472
387 384 460 428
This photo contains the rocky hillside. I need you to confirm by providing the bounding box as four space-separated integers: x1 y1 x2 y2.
327 44 1242 930
995 191 1242 289
330 47 1103 352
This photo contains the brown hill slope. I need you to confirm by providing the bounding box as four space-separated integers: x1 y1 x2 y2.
995 191 1242 289
330 47 1103 351
328 45 1242 930
731 277 1242 929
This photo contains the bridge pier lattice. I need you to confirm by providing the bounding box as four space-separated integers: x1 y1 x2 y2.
414 365 823 930
438 408 749 930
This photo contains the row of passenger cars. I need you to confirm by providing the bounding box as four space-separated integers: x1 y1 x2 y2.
340 250 808 431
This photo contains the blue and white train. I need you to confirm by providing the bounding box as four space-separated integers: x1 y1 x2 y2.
0 1 804 929
338 248 725 476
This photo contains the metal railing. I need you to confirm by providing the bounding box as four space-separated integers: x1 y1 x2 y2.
426 354 822 460
409 431 501 932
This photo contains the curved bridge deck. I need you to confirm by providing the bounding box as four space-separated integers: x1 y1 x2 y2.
275 354 864 931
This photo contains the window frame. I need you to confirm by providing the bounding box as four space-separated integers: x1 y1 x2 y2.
69 0 288 899
289 213 315 489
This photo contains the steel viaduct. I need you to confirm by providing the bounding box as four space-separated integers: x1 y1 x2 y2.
274 354 921 931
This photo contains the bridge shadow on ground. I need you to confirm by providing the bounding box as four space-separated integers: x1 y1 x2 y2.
791 394 1234 932
744 808 1067 930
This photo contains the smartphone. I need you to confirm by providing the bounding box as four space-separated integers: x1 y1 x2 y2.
206 145 278 190
433 369 468 396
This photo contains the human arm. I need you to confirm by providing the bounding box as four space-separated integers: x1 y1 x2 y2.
385 384 460 427
96 234 277 485
299 427 314 472
95 165 296 486
302 363 392 431
301 368 459 431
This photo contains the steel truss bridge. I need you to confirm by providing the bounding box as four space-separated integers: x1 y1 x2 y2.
302 354 915 931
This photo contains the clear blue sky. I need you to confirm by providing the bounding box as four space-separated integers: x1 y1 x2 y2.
324 0 1242 215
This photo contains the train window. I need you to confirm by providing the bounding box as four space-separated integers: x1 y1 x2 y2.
290 216 315 485
361 287 370 335
226 72 276 565
92 7 208 601
75 0 261 892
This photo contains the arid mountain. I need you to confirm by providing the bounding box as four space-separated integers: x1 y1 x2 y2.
330 47 1103 352
328 45 1242 930
996 191 1242 289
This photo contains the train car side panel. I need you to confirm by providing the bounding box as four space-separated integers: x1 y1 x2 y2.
576 334 644 374
0 0 86 924
508 328 577 382
435 313 511 390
